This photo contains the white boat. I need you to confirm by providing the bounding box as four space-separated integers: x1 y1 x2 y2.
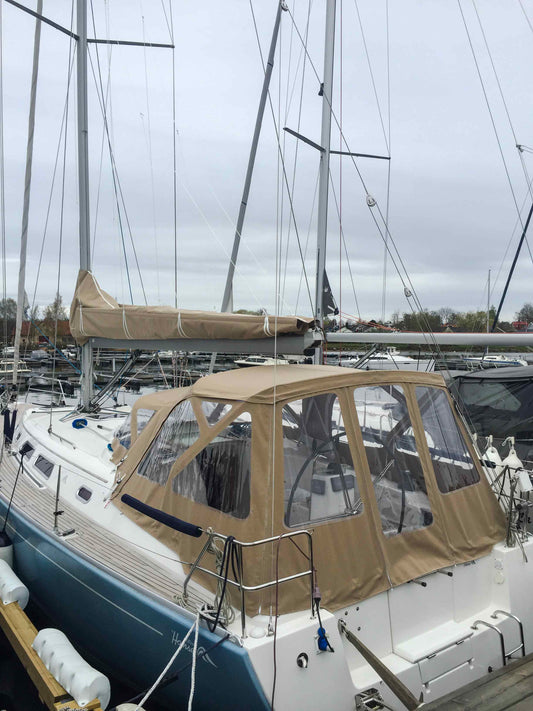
344 347 433 371
463 354 528 368
234 354 293 367
2 3 533 711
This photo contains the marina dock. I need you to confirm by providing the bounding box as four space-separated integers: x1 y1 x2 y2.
425 653 533 709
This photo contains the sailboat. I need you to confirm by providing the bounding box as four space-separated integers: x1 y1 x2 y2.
2 2 533 710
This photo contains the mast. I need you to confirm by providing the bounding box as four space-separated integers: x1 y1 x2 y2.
77 0 93 408
209 1 285 374
314 0 336 363
13 0 43 388
220 2 285 315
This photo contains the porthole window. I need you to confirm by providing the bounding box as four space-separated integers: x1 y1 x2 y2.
34 455 54 479
77 486 92 503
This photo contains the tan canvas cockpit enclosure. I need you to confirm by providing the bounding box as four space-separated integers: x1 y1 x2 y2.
112 365 505 615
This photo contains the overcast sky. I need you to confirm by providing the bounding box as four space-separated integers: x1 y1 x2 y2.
2 0 533 324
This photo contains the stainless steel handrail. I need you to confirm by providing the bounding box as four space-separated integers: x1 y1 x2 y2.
491 609 526 659
183 528 315 638
471 619 507 666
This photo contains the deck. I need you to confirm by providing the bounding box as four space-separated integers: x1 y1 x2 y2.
424 653 533 710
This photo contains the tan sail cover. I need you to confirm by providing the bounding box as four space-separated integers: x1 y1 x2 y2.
69 270 314 344
112 366 506 616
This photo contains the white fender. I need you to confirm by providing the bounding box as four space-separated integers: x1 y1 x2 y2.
32 628 111 709
0 559 29 609
482 435 504 484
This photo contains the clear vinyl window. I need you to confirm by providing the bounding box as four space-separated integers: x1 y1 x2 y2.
137 400 200 486
354 385 433 537
115 414 133 450
201 401 233 427
416 387 479 493
116 408 155 450
283 394 363 527
136 408 155 436
173 410 251 519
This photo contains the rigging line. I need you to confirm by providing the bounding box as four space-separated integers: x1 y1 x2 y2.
87 1 149 304
0 0 6 352
139 3 161 302
168 2 178 308
30 37 77 317
89 0 113 262
86 46 133 305
491 178 533 298
288 9 435 347
457 1 525 230
159 0 173 39
472 0 533 211
286 4 384 212
87 47 148 305
471 1 519 146
282 1 314 123
381 0 392 323
248 1 315 315
363 200 443 354
277 4 285 320
282 1 313 306
205 186 295 314
180 182 267 312
295 169 320 314
339 0 343 327
328 171 362 320
468 1 533 271
518 0 533 36
352 0 389 153
50 0 76 429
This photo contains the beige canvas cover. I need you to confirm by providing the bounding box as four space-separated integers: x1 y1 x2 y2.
112 365 506 615
69 270 314 345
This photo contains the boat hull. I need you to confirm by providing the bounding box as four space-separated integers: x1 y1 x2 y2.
0 499 269 710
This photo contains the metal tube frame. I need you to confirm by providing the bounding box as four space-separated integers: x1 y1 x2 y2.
182 529 315 637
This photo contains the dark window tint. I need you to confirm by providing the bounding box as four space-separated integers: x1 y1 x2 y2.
34 455 53 479
416 386 479 493
172 412 252 519
77 486 92 502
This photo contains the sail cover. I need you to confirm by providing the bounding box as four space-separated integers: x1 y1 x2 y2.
69 271 315 345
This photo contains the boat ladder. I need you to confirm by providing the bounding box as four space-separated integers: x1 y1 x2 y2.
471 609 525 667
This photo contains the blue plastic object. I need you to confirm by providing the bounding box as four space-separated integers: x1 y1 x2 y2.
107 443 113 452
317 627 328 652
72 418 88 429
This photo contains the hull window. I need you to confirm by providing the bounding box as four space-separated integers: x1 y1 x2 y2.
283 394 363 527
34 455 54 479
354 385 433 537
416 386 479 493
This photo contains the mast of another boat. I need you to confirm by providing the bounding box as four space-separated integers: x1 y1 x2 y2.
485 268 491 357
12 0 43 391
314 0 336 364
77 0 93 409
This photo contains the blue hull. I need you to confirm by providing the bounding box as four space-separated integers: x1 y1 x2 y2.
1 501 269 710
